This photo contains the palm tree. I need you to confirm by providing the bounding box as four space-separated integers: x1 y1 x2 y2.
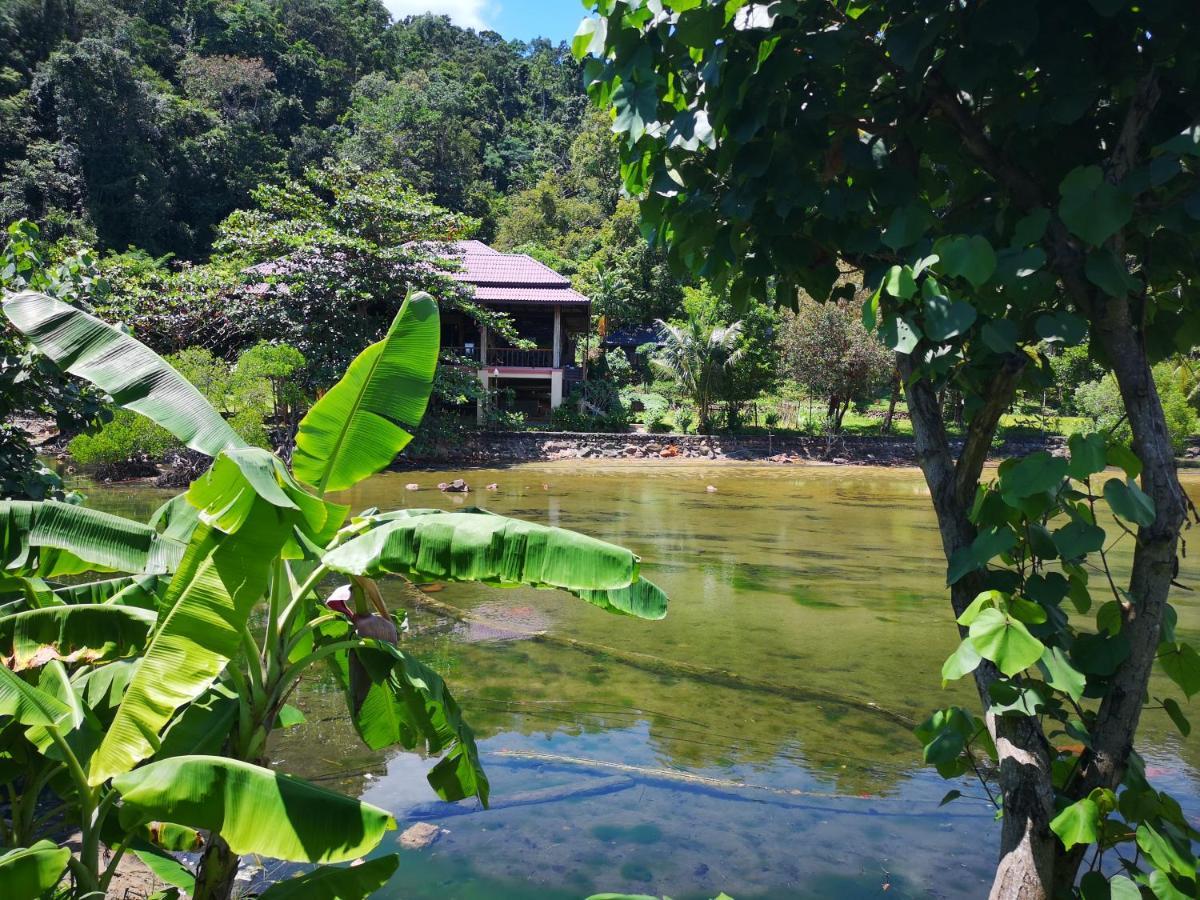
652 317 744 433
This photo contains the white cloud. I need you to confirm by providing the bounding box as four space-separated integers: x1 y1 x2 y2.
382 0 496 30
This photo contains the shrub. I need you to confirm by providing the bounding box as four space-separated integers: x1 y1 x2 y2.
68 410 179 469
1075 364 1197 454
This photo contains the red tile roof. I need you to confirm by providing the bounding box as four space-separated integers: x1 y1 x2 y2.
437 241 590 305
472 285 591 304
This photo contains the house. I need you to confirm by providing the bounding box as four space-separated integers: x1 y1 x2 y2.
435 240 591 423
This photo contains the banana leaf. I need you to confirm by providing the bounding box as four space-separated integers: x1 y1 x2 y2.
154 684 239 760
149 492 202 546
577 579 669 620
132 851 195 893
255 855 399 900
72 659 138 713
323 509 666 618
0 841 71 900
188 448 348 558
2 290 245 457
0 664 72 727
0 604 156 670
1 500 184 578
89 503 286 785
24 662 100 764
292 291 440 494
330 640 487 805
113 755 396 864
52 574 162 607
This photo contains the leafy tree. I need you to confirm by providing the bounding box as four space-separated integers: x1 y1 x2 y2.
30 38 174 252
202 162 489 386
780 296 893 431
653 315 744 433
0 4 590 259
576 200 686 328
684 284 780 428
1047 342 1105 415
579 1 1200 896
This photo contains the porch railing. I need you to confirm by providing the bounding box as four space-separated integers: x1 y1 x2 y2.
442 346 558 368
487 347 555 368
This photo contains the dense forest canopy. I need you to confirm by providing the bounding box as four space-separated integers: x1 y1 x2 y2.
0 0 588 257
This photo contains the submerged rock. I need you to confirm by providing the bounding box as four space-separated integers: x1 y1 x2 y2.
400 822 445 850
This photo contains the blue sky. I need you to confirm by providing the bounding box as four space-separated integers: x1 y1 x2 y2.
382 0 588 43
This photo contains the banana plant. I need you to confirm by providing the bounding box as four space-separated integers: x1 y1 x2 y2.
0 289 669 900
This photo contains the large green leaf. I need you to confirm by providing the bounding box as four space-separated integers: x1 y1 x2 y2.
578 579 669 619
89 505 286 785
0 664 72 727
113 756 396 863
52 574 162 607
1050 797 1100 849
187 448 348 556
2 290 245 456
336 641 488 804
324 509 659 614
0 604 155 670
0 841 71 899
968 608 1044 677
292 291 440 494
1 500 184 578
255 855 399 900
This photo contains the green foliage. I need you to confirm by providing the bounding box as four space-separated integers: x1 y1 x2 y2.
780 294 892 431
1 220 110 499
65 342 302 472
67 410 179 470
292 291 439 493
580 2 1200 894
1076 364 1197 453
0 3 586 258
1 291 668 899
928 434 1200 892
653 305 745 433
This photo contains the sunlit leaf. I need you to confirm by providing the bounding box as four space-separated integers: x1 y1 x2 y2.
89 506 286 785
0 500 184 578
114 756 396 863
968 608 1044 676
0 841 71 899
256 855 400 900
325 509 661 615
292 291 440 494
1 290 244 456
1050 797 1100 848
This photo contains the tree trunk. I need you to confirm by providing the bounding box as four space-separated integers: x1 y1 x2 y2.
1046 294 1190 893
881 373 900 434
192 834 239 900
900 355 1057 900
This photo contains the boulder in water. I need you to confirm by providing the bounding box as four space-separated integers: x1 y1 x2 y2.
400 822 444 850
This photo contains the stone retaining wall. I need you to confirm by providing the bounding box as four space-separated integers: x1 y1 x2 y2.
403 430 1066 467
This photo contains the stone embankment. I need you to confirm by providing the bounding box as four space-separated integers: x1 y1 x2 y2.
403 430 1070 468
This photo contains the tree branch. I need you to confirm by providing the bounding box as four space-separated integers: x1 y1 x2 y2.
1109 70 1161 183
954 353 1028 507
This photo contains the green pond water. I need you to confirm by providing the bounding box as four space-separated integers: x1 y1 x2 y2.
82 462 1200 900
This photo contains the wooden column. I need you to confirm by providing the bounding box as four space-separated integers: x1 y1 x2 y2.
552 305 562 368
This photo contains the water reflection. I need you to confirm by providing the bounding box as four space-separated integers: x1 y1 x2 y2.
80 463 1200 899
